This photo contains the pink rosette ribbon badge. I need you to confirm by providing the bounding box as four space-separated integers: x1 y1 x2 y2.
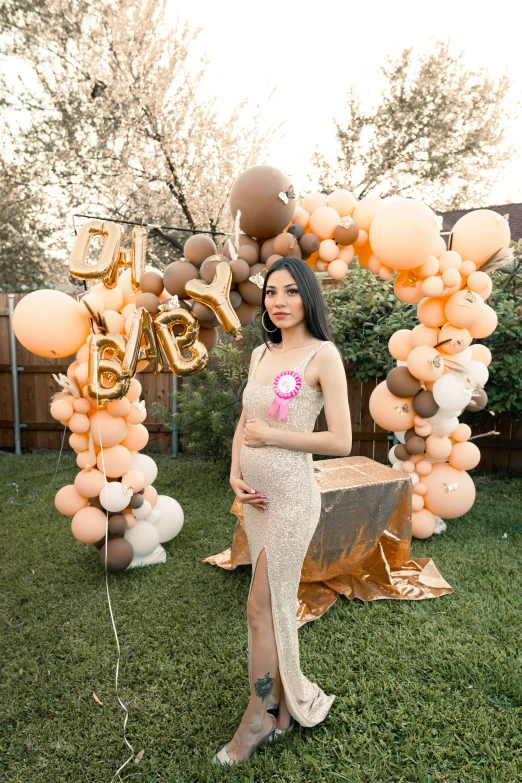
268 370 302 422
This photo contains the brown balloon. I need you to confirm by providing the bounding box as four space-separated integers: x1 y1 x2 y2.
466 389 488 411
386 367 421 398
404 428 416 442
198 326 219 351
405 436 425 455
237 262 264 307
135 292 161 315
300 234 320 257
184 235 217 265
412 390 440 418
139 271 164 297
163 260 200 299
99 538 134 572
192 302 215 322
200 255 223 283
266 254 283 270
334 217 359 246
394 444 410 461
237 245 259 266
108 514 128 534
229 258 251 283
230 290 242 308
234 300 257 325
273 232 298 257
129 493 144 509
89 496 104 511
185 261 242 339
287 224 305 240
260 237 277 264
229 165 295 238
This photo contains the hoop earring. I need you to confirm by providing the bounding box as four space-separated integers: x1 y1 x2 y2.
262 310 278 333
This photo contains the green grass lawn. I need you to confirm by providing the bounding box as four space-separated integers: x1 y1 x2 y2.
1 452 521 783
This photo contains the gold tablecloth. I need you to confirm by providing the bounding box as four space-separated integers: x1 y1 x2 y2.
204 457 453 627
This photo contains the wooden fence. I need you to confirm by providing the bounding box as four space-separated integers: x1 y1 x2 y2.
1 292 520 470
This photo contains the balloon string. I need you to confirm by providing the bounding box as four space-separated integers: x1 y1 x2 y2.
73 213 234 236
93 352 135 781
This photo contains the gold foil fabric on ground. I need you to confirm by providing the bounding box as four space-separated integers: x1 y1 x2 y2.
204 457 453 627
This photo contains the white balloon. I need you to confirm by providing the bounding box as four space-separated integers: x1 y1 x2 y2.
428 410 460 436
154 495 184 543
466 360 489 387
388 445 400 464
392 461 404 472
395 431 406 444
100 482 129 513
124 521 160 557
438 408 463 418
129 453 158 486
146 509 161 525
396 360 408 367
133 499 152 520
432 373 472 410
410 471 420 486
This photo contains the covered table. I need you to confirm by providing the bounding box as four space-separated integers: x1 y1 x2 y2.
204 456 453 627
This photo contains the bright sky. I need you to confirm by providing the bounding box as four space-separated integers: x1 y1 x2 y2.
167 0 522 204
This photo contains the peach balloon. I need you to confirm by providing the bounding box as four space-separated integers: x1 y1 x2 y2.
438 250 462 272
379 265 395 281
302 193 327 214
353 229 369 248
407 346 444 382
433 236 447 257
91 282 124 312
76 451 94 470
367 255 381 275
327 189 356 216
425 434 453 461
412 494 425 512
470 344 492 367
107 397 132 418
402 460 415 473
126 403 147 425
143 485 158 507
421 276 444 298
78 293 105 318
125 315 134 336
69 432 89 452
127 378 142 403
75 468 106 498
73 397 91 414
309 206 341 240
412 509 437 539
466 271 492 299
369 381 415 431
445 289 485 328
415 424 432 437
96 444 132 477
12 290 90 359
450 209 510 267
416 459 433 476
292 208 310 228
121 469 145 493
422 463 476 518
328 260 349 280
50 398 74 422
90 410 128 447
337 245 355 264
417 256 439 278
76 343 89 363
69 412 90 434
118 268 140 307
352 197 383 231
99 309 125 334
75 362 89 386
121 423 149 452
55 484 89 516
449 441 481 470
438 324 472 355
417 297 449 328
319 239 339 262
124 512 137 529
71 506 107 544
121 303 137 320
388 329 412 361
460 260 476 278
67 360 79 381
410 324 439 349
413 482 427 496
442 268 462 289
315 260 328 272
467 305 497 339
452 423 472 443
369 198 439 271
394 271 424 303
409 453 423 465
414 415 428 426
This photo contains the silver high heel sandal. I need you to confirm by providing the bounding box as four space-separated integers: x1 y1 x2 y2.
269 715 295 740
211 714 276 767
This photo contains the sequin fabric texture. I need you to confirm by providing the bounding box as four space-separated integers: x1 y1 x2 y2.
240 340 336 728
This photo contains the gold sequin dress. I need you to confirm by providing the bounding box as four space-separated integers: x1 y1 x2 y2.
240 340 336 728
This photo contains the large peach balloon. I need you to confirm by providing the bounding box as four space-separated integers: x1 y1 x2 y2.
445 289 485 328
74 468 106 498
327 189 356 216
394 271 424 303
107 397 132 418
410 324 439 349
121 469 145 493
412 509 437 539
425 434 453 461
422 463 476 518
407 346 444 382
388 329 412 361
90 410 128 447
450 209 510 267
308 206 341 240
55 484 89 516
369 382 415 431
452 423 472 442
421 276 444 298
438 324 472 355
417 297 448 328
69 432 89 453
438 250 462 272
121 423 149 452
328 260 349 280
96 445 133 478
352 197 383 231
50 398 74 422
91 282 124 312
126 403 147 425
68 413 90 434
467 305 497 338
73 397 91 414
12 290 90 358
449 441 481 470
466 271 493 300
302 193 327 214
71 506 107 544
369 199 439 270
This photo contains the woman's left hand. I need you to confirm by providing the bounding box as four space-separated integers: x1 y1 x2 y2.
243 418 272 448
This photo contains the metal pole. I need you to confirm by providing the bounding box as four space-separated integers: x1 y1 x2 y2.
7 294 22 455
171 372 178 457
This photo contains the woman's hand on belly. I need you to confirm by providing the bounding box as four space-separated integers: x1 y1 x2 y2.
243 417 272 448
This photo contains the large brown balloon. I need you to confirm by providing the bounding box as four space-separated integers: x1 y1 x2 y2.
466 388 488 411
139 271 164 296
260 237 277 264
229 165 295 238
198 326 219 351
108 514 128 534
229 258 250 283
199 255 223 283
238 264 264 307
135 292 160 315
334 217 359 246
234 300 257 325
99 538 134 572
163 261 200 299
386 367 421 398
412 389 439 418
394 443 410 461
184 235 217 265
300 233 320 257
405 436 425 455
238 245 259 266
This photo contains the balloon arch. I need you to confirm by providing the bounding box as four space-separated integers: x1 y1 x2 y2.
12 165 510 568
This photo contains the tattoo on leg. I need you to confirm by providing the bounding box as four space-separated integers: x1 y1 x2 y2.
254 672 275 703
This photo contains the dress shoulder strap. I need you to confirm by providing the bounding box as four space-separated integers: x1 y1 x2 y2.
250 343 268 378
295 340 331 371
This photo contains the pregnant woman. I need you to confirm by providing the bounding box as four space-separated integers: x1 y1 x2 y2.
212 256 352 766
